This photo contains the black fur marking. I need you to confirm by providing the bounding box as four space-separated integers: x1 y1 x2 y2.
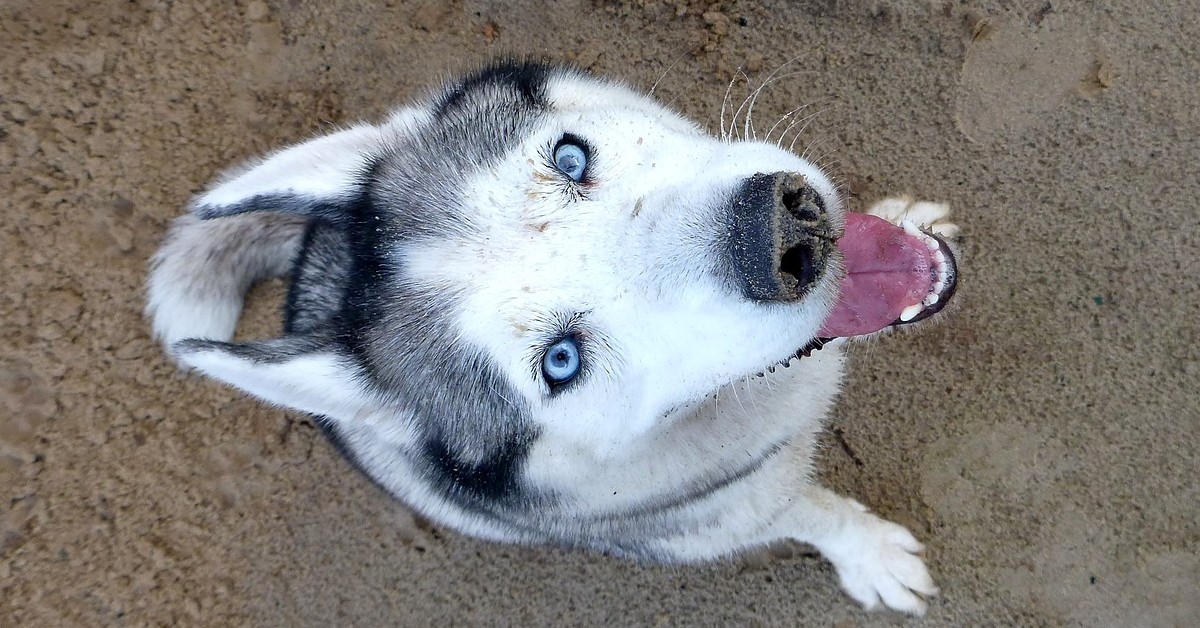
194 193 357 224
280 220 379 489
434 60 556 118
422 431 534 504
174 335 329 364
282 155 547 515
387 343 545 514
283 220 349 335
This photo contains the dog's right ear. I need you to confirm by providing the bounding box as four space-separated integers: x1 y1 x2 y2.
191 107 430 222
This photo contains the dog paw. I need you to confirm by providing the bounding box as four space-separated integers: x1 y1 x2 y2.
819 512 938 615
866 196 960 240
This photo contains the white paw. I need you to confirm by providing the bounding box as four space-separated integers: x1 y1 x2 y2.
866 196 960 240
819 512 938 615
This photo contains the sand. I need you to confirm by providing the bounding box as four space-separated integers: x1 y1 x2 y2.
2 0 1197 625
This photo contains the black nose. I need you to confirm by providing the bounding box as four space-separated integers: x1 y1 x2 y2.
723 172 835 302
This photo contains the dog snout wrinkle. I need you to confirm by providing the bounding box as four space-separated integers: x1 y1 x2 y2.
723 172 834 302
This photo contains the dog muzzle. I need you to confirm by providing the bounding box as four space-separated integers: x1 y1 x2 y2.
724 171 959 339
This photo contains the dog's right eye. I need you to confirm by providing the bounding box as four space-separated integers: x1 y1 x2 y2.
553 138 588 182
542 336 582 387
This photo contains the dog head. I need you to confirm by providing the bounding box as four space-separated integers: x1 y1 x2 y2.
171 61 954 512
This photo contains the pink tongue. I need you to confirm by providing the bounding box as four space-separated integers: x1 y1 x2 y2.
817 213 935 337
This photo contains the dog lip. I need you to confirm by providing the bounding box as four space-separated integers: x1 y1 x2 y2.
889 231 958 327
751 337 833 378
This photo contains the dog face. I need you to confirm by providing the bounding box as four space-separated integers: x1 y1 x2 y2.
395 68 845 458
158 61 954 533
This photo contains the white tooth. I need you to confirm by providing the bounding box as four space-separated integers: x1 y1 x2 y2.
933 280 945 294
934 250 946 265
925 235 939 251
900 303 923 322
902 220 922 238
924 293 940 306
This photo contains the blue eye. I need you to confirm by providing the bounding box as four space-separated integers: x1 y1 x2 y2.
553 141 587 182
542 336 582 386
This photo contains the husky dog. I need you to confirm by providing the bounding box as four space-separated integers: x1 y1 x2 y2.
147 61 959 614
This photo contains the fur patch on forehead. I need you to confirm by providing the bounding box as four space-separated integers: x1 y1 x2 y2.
434 60 574 117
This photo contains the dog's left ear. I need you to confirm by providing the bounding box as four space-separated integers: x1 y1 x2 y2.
174 337 376 420
191 107 430 222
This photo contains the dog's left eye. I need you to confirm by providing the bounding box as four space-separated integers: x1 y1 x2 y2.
542 336 582 387
553 139 588 182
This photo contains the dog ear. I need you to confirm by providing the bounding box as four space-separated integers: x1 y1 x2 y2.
191 107 430 222
173 336 376 420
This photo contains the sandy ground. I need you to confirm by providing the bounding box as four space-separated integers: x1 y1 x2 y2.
2 0 1197 625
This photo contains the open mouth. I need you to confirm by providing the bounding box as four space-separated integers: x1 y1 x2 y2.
761 212 959 374
820 212 958 336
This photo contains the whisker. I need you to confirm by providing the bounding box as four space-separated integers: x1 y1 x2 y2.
800 131 834 162
729 378 747 415
728 68 755 141
648 45 700 97
719 71 742 143
744 68 814 143
765 102 813 147
775 97 831 150
781 109 825 153
809 153 845 184
810 147 844 170
787 105 831 154
659 90 687 112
